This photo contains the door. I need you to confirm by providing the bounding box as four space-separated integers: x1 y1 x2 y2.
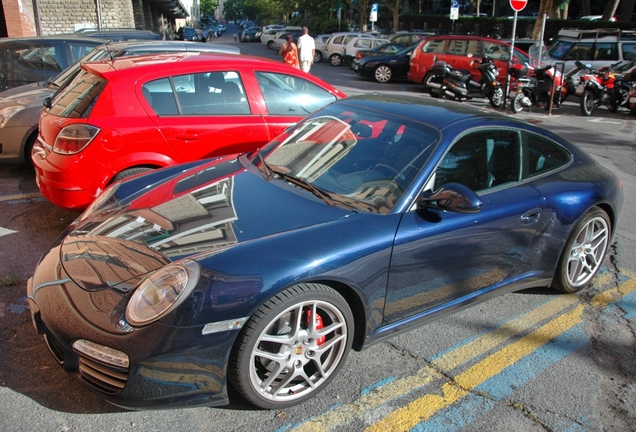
383 129 545 325
145 70 270 161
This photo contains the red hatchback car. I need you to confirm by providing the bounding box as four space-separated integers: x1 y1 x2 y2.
32 52 346 210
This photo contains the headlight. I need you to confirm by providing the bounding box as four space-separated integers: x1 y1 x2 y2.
0 105 25 128
125 260 201 326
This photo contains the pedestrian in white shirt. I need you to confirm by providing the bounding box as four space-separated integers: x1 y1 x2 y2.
297 27 316 73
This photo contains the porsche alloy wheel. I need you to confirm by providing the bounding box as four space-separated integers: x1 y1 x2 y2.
230 284 353 409
553 207 611 293
374 65 392 83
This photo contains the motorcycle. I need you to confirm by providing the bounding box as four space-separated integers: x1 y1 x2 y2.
426 56 504 108
576 61 630 116
508 63 564 113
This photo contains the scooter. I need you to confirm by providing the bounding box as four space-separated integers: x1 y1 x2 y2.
508 63 564 113
576 61 630 116
426 56 504 108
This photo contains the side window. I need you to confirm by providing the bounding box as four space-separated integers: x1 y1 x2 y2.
333 35 345 44
14 45 62 71
594 43 618 61
448 39 479 56
256 71 336 116
483 42 511 61
422 39 446 54
622 43 636 61
564 43 594 61
355 39 372 49
69 43 98 64
143 72 249 116
524 133 571 178
434 130 520 192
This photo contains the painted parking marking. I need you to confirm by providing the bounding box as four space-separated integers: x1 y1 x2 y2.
0 192 42 203
283 270 635 432
0 227 17 237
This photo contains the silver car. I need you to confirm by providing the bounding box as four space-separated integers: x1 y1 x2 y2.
0 40 239 165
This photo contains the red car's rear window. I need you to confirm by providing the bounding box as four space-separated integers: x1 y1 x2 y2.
48 69 107 118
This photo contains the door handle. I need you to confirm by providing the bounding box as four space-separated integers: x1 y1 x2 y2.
520 208 541 225
175 133 199 141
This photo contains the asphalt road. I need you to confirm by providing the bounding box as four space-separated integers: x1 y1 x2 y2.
0 27 635 431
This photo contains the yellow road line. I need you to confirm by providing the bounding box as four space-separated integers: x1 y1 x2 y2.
289 270 635 432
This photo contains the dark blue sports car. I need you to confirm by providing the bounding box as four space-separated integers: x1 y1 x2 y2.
27 95 623 410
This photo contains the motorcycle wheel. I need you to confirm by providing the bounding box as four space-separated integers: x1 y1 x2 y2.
608 88 628 113
579 89 596 116
489 87 503 109
511 92 525 114
424 73 439 98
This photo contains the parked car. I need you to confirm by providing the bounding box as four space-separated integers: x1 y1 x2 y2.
0 41 240 166
387 31 432 47
547 28 636 72
31 52 347 210
324 32 379 66
408 35 530 86
176 27 201 42
260 29 281 48
341 36 390 65
352 42 408 66
240 26 262 42
352 45 415 82
0 35 103 91
313 34 332 63
268 31 303 51
28 94 622 410
73 28 161 41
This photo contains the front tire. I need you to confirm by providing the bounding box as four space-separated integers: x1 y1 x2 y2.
552 207 611 293
267 40 274 49
511 92 525 113
329 54 342 66
489 87 503 108
229 283 353 409
580 89 596 116
424 73 439 98
374 65 392 83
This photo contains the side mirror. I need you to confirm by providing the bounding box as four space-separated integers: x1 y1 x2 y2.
43 96 52 109
418 182 482 214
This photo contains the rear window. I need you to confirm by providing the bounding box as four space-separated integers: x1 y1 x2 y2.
48 69 107 118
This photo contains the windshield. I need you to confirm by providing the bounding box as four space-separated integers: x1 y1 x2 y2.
261 103 439 214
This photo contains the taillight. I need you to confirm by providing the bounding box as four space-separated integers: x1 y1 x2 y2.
52 124 100 155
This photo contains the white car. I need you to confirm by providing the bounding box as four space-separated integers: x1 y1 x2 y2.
324 32 379 66
314 34 332 63
341 36 390 65
261 29 282 48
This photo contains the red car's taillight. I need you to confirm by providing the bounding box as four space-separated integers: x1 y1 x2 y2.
52 124 100 155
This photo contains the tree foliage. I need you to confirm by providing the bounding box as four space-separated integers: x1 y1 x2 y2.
200 0 219 18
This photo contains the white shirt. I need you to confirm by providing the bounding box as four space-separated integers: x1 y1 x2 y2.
297 34 315 62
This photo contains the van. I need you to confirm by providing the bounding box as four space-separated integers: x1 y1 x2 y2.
408 35 530 85
324 32 379 66
547 28 636 71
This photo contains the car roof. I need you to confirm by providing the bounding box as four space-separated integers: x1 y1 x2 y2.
0 35 105 45
81 52 309 77
94 40 241 55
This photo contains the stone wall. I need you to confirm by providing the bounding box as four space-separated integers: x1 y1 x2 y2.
37 0 135 35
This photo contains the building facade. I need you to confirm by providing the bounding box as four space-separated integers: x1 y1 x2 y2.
0 0 189 37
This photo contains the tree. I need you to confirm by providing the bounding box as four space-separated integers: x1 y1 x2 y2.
224 0 243 20
344 0 371 29
200 0 219 18
382 0 403 32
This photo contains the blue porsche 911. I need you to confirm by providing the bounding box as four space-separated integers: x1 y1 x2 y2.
27 94 623 410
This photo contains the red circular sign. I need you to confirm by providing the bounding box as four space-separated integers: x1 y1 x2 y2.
509 0 527 11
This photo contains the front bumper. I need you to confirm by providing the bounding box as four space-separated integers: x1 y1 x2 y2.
27 246 235 409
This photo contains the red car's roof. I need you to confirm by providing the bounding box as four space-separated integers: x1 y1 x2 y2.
82 52 286 76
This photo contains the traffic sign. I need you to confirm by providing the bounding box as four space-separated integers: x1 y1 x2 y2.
370 3 378 22
509 0 527 11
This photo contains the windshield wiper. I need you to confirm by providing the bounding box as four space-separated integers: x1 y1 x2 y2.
269 167 340 207
256 148 272 180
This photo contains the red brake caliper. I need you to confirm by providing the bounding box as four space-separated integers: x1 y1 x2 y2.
305 308 326 345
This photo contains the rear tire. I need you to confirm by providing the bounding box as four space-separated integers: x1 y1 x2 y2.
112 167 153 182
552 207 611 293
424 73 438 98
314 51 322 63
329 54 342 66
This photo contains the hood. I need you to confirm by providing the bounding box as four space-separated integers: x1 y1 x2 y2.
0 82 54 107
61 157 353 292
